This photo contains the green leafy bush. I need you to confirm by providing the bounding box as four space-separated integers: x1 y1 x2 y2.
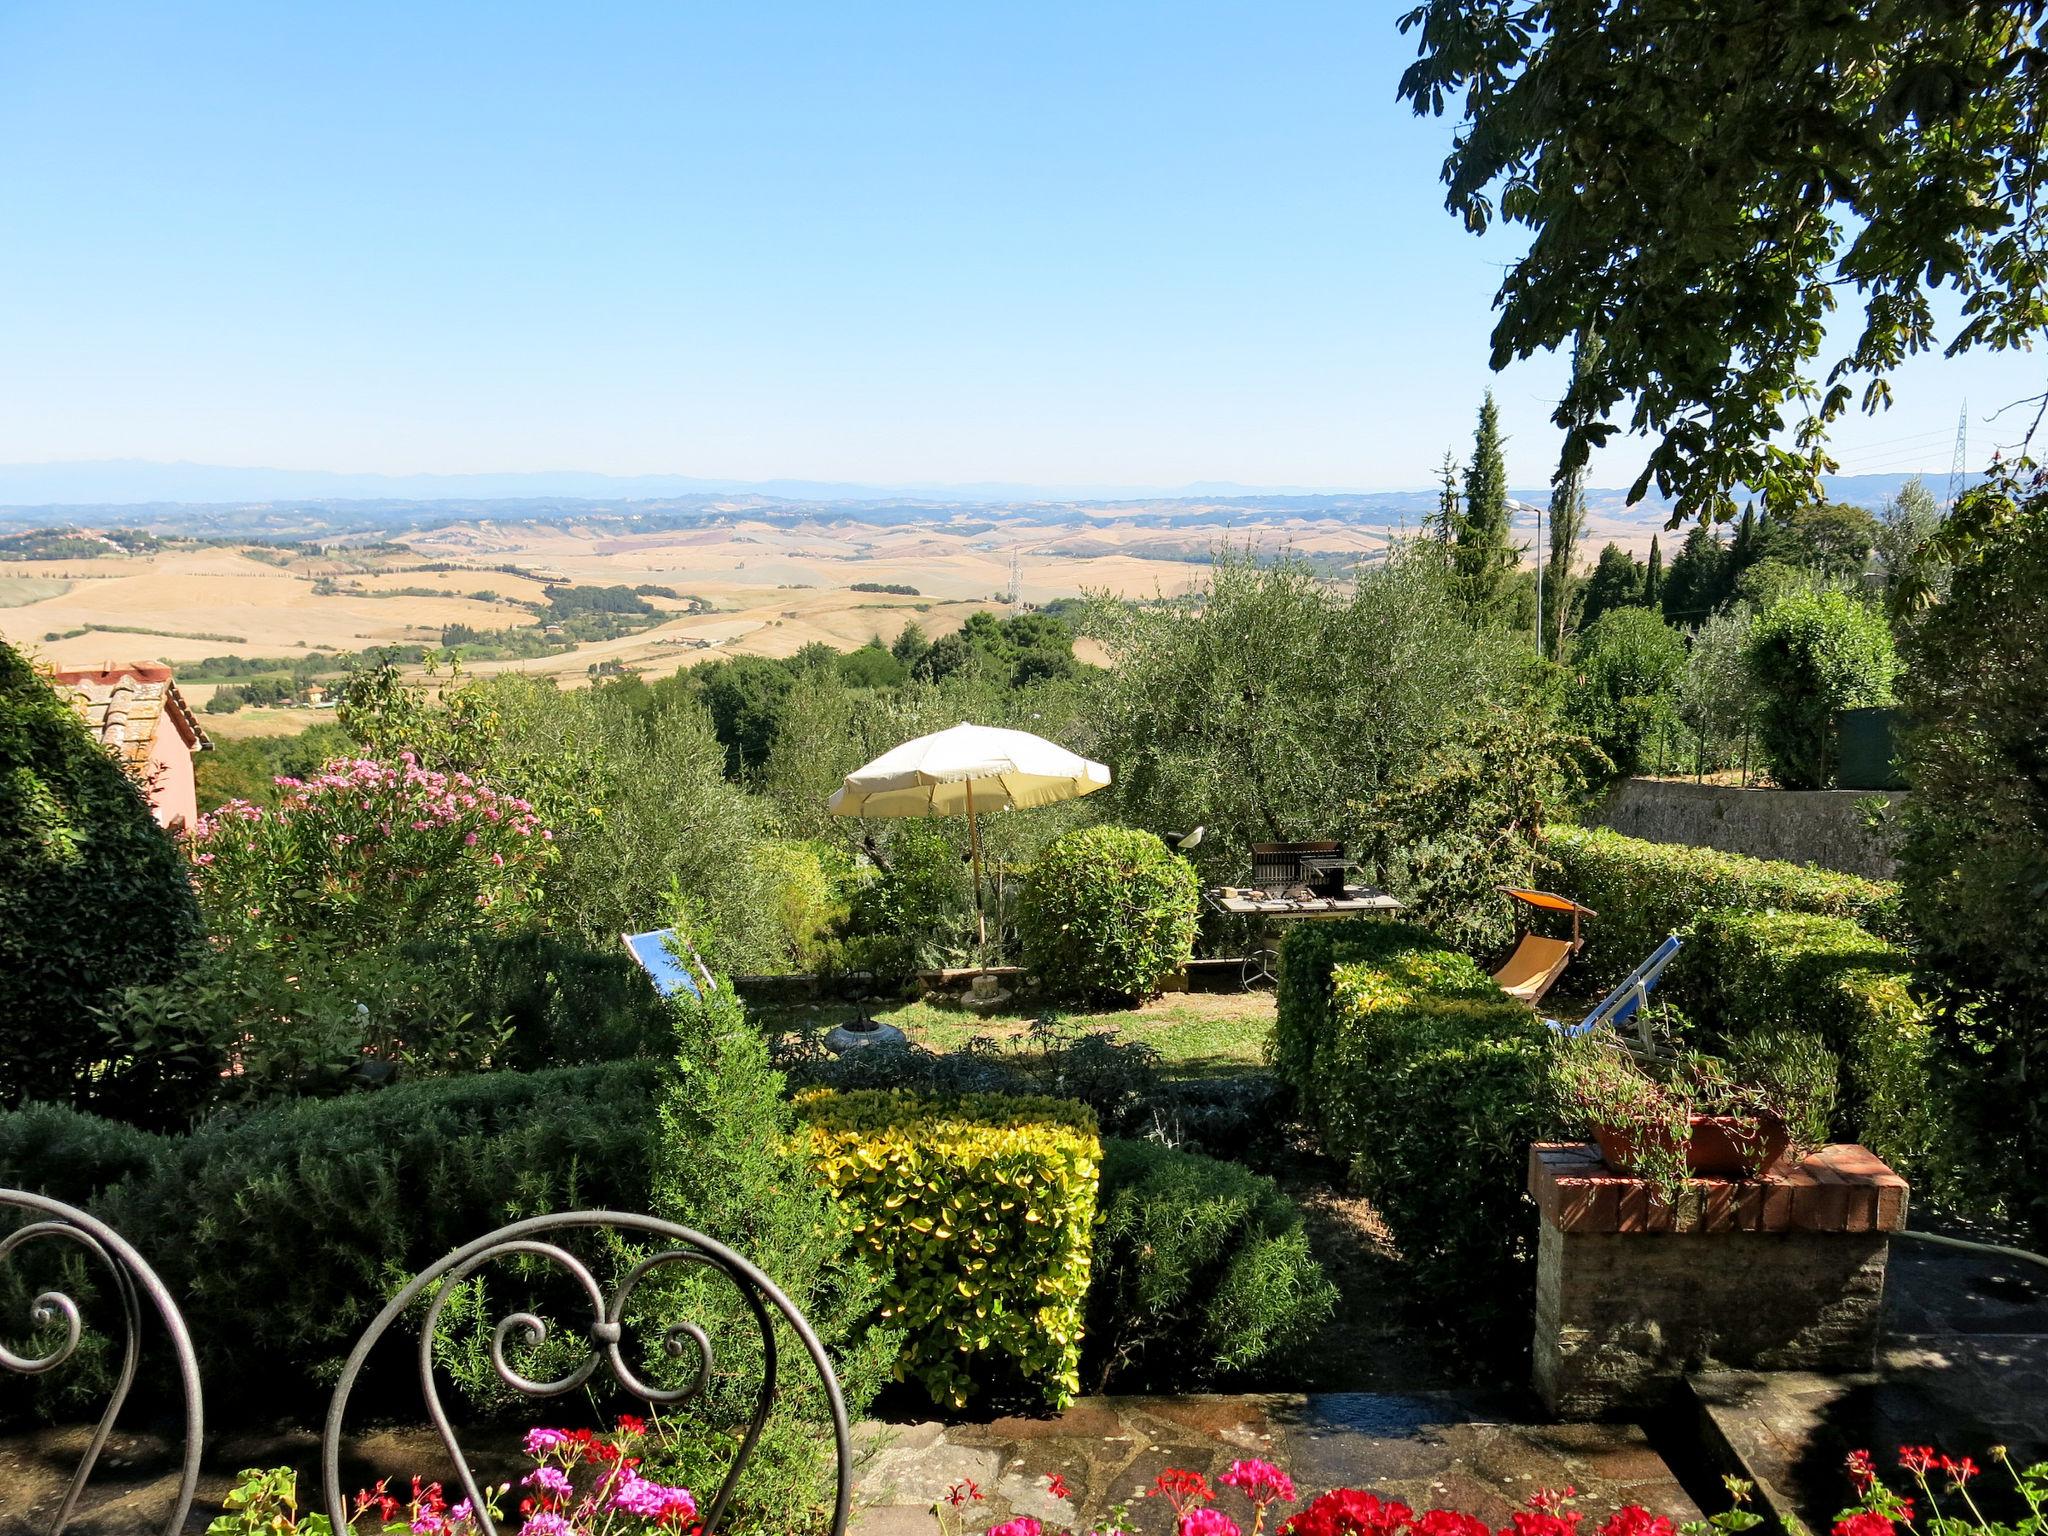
1745 588 1898 789
1676 910 1936 1182
0 642 207 1122
0 1063 656 1423
797 1088 1100 1409
1565 606 1687 776
1017 826 1199 1001
1275 920 1560 1355
1084 1138 1335 1392
1544 823 1902 987
1895 483 2048 1244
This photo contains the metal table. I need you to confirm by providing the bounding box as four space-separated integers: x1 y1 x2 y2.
1204 885 1406 986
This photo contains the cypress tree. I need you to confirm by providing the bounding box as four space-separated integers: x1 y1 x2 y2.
1456 392 1515 614
1547 330 1602 653
1643 534 1664 607
1434 450 1462 544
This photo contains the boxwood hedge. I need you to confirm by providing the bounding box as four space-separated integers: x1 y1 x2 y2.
796 1088 1100 1409
1544 823 1902 987
1675 909 1936 1178
1275 920 1561 1355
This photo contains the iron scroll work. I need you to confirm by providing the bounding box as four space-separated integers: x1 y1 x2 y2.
0 1187 205 1536
319 1210 854 1536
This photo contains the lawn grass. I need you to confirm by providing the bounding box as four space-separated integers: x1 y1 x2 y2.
757 988 1278 1079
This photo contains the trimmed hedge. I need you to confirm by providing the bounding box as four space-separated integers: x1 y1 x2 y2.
1675 910 1936 1177
1275 920 1560 1354
1085 1138 1335 1392
0 1063 660 1421
797 1089 1100 1409
1544 823 1902 987
1017 825 1200 1001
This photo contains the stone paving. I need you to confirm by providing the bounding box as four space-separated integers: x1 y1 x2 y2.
1691 1228 2048 1535
850 1392 1704 1534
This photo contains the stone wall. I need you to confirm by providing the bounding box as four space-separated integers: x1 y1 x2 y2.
1528 1143 1907 1419
1590 779 1903 879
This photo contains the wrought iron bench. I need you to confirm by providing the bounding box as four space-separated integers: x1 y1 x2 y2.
2 1195 852 1536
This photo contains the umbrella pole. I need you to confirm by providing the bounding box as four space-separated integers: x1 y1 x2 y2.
966 782 987 949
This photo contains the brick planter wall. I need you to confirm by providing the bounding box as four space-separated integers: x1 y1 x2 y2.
1528 1142 1908 1419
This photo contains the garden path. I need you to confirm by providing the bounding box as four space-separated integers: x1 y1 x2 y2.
848 1390 1705 1534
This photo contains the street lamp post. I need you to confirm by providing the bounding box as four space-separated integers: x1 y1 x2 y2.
1509 498 1545 659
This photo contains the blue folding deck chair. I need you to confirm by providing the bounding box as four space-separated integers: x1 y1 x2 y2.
1545 934 1683 1048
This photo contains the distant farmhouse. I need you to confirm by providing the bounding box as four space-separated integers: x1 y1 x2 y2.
48 662 212 831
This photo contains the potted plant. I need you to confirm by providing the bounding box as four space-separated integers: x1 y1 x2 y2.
1552 1034 1831 1201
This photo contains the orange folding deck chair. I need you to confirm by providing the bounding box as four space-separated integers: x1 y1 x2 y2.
1492 887 1596 1004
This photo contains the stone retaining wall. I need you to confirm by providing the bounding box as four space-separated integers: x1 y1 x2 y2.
1590 779 1903 879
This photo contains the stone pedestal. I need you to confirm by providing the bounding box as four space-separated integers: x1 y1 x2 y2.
1528 1142 1908 1419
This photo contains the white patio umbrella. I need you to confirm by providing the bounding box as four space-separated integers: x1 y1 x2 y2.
828 722 1112 943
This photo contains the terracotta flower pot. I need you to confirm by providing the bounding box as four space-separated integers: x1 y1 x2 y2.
1594 1112 1790 1180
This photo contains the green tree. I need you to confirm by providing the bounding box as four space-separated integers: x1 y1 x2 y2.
1434 449 1461 544
1660 524 1733 626
1081 547 1543 947
1761 501 1881 580
1728 503 1765 583
1894 478 2048 1243
1398 2 2048 522
1565 606 1687 777
1745 589 1899 789
835 640 908 689
889 620 931 670
1875 476 1951 614
0 642 207 1120
1642 535 1663 609
1577 542 1644 629
691 655 796 778
1455 391 1516 615
1547 334 1601 653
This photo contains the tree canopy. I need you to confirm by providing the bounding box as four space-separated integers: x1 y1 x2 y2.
1397 1 2048 521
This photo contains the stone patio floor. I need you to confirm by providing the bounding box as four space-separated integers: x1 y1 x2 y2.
1690 1226 2048 1535
849 1391 1704 1534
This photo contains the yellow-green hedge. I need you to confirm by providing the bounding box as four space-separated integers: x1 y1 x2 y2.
796 1089 1101 1409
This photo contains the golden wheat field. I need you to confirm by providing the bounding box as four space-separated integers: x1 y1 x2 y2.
0 506 1656 709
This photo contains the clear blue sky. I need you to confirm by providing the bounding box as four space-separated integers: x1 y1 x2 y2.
2 2 2037 492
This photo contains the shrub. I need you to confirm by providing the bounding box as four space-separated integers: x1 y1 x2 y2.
1895 483 2048 1244
0 642 207 1121
796 1089 1100 1409
189 755 555 953
1745 588 1898 789
837 822 975 985
1544 823 1902 988
1274 920 1560 1355
1676 910 1937 1181
1565 606 1687 776
1084 1138 1335 1392
1017 826 1199 1002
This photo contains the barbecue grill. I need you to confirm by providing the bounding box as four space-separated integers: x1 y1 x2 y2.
1250 840 1359 899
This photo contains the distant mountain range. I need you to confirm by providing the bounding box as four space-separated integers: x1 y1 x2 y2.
0 458 1969 532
